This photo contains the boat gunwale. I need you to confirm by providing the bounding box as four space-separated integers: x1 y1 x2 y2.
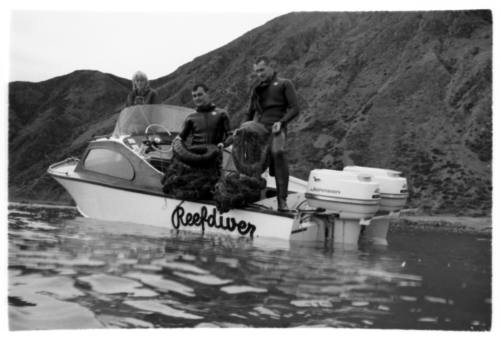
48 170 296 219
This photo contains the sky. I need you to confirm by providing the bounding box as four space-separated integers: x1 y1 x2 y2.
9 11 282 82
8 0 498 83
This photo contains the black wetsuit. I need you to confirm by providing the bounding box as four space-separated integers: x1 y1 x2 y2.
243 73 300 208
178 103 231 146
244 73 299 129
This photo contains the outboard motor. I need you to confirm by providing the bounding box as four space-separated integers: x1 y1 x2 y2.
343 166 408 212
343 166 409 245
306 169 381 218
305 169 381 245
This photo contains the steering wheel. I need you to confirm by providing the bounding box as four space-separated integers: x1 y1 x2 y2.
145 123 172 136
144 123 172 153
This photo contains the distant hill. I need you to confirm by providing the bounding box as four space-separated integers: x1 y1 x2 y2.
9 70 130 202
9 11 492 215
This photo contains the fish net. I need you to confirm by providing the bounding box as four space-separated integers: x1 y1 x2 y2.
213 172 266 213
213 121 270 213
161 156 221 201
231 121 270 177
162 121 271 211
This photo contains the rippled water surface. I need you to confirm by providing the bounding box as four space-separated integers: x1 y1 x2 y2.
8 204 491 330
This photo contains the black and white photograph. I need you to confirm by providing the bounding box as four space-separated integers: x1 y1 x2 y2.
3 0 495 334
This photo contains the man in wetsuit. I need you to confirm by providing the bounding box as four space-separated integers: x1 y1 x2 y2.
243 56 300 211
125 71 159 107
178 83 231 148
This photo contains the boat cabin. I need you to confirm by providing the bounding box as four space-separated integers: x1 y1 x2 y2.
74 104 248 195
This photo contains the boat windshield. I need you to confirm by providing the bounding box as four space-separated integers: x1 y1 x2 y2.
112 104 193 138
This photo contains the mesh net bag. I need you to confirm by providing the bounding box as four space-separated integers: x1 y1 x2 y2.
213 172 267 213
161 155 221 200
231 121 270 177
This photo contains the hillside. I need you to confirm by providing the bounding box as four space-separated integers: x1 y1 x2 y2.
9 70 130 202
9 11 492 215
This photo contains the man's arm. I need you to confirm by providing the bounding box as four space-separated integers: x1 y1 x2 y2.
243 97 256 123
220 111 234 147
178 117 192 141
279 79 299 125
242 84 261 124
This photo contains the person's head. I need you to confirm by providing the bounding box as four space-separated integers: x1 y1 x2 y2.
191 83 211 107
253 56 275 83
132 71 149 91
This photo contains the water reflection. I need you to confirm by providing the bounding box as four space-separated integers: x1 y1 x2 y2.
8 203 491 330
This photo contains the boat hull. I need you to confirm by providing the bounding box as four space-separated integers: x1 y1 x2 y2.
52 176 295 240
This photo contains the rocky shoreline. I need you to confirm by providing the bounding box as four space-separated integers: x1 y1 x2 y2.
391 213 492 235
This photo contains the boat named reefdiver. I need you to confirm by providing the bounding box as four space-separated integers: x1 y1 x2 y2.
171 205 256 237
47 104 408 245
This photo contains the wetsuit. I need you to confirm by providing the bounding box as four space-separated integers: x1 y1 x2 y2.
244 73 300 209
179 103 231 146
244 73 299 129
126 87 159 107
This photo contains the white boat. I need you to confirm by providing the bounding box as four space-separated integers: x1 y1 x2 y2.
48 104 408 245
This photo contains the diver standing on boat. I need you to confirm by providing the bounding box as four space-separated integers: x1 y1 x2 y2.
178 83 232 148
243 56 300 211
125 71 159 107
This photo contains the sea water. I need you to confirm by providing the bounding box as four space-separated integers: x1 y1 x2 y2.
8 203 491 330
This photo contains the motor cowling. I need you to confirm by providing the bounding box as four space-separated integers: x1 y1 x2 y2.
343 166 408 212
305 169 380 219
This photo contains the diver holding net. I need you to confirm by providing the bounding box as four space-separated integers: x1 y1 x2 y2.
161 84 231 200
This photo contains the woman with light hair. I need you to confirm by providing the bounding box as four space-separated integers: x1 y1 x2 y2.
125 71 159 107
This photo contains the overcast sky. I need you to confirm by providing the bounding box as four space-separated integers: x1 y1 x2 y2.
8 0 496 83
10 11 282 82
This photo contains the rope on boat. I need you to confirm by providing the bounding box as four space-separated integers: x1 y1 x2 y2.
172 138 221 168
